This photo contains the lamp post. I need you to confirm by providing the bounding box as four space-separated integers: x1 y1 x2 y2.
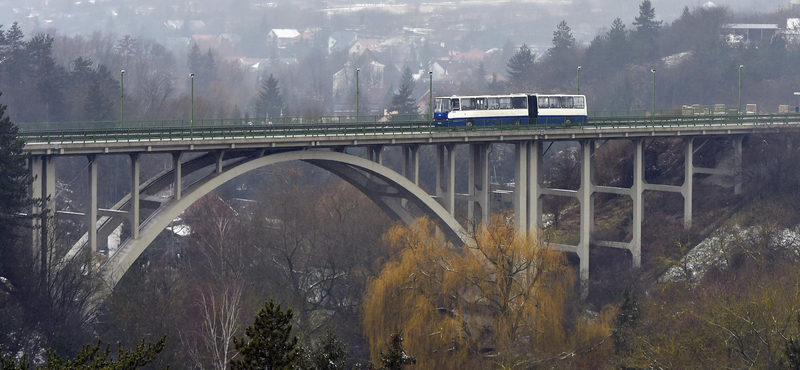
120 70 125 126
355 68 360 122
190 73 194 132
577 66 581 94
651 69 656 123
429 71 433 123
738 65 744 115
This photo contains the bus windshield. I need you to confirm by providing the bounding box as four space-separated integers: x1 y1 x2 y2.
434 98 451 113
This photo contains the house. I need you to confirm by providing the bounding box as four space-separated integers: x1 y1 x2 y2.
329 31 357 53
450 48 486 63
722 23 779 44
348 38 382 56
268 29 301 47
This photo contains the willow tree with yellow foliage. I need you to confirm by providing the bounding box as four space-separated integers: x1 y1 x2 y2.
362 215 614 369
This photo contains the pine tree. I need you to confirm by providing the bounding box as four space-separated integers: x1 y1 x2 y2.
84 81 113 121
203 49 218 87
612 287 640 356
0 92 30 240
369 332 416 370
549 20 575 56
391 67 416 115
310 327 348 370
472 62 486 92
230 299 301 370
607 18 629 68
505 44 536 92
187 43 203 75
256 74 284 118
632 0 662 61
0 336 167 369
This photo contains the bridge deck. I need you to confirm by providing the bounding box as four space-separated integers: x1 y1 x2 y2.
19 114 800 155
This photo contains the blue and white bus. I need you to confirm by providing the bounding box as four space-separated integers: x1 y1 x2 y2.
433 93 587 126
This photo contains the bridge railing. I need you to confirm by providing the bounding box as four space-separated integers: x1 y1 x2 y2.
16 113 800 144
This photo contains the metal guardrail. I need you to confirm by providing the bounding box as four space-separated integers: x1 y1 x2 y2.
16 113 800 144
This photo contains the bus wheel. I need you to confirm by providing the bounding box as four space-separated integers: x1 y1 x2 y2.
565 118 573 125
466 120 474 127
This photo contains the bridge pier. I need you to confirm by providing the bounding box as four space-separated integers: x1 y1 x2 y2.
578 140 595 286
87 155 99 253
514 142 528 229
130 153 140 240
527 141 543 232
29 155 55 266
683 137 694 229
436 144 455 215
467 143 491 227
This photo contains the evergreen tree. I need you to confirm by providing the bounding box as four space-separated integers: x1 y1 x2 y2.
786 316 800 369
187 43 203 75
27 34 67 122
203 49 218 87
549 20 575 56
505 44 536 92
607 18 629 69
632 0 662 61
472 61 487 92
256 74 284 118
390 67 416 115
612 287 640 357
369 332 416 370
0 336 166 369
487 72 503 94
310 327 348 370
0 92 30 240
230 300 301 370
84 81 113 121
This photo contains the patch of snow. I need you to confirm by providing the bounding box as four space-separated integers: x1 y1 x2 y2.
660 225 800 283
662 51 691 69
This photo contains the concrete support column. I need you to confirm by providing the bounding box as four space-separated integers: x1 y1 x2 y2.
30 156 43 253
578 140 595 287
468 144 491 227
87 155 99 253
631 139 644 268
682 138 694 229
30 156 55 263
173 152 183 200
435 144 455 215
733 136 743 195
369 146 384 165
514 142 528 230
130 153 140 240
528 141 543 231
215 150 225 174
401 145 420 185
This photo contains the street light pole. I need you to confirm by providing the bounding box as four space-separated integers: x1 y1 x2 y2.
738 65 744 115
577 66 581 94
651 69 656 123
794 92 800 114
120 70 125 126
356 68 360 122
429 71 433 123
190 73 194 133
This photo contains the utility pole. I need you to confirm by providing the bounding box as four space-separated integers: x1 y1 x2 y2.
651 69 656 124
120 70 125 126
429 71 433 123
190 73 194 134
577 66 581 94
356 68 360 123
738 65 744 115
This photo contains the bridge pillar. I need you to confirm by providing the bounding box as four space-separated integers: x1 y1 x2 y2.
527 141 543 232
436 144 455 215
578 140 595 288
631 138 644 268
173 152 183 200
514 142 528 230
215 150 225 174
368 146 384 165
30 155 55 265
682 138 694 229
87 155 99 253
468 143 491 227
401 145 419 185
733 136 743 195
130 153 140 240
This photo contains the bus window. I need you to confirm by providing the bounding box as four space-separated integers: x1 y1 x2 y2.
434 98 443 113
499 97 512 109
574 96 585 109
563 97 574 109
461 98 476 110
538 97 548 109
451 98 460 111
488 97 500 110
476 97 488 110
549 97 561 108
512 97 527 109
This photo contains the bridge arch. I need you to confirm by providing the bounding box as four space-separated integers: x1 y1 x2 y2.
102 149 467 289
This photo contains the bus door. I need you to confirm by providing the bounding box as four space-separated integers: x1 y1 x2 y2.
527 95 538 124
